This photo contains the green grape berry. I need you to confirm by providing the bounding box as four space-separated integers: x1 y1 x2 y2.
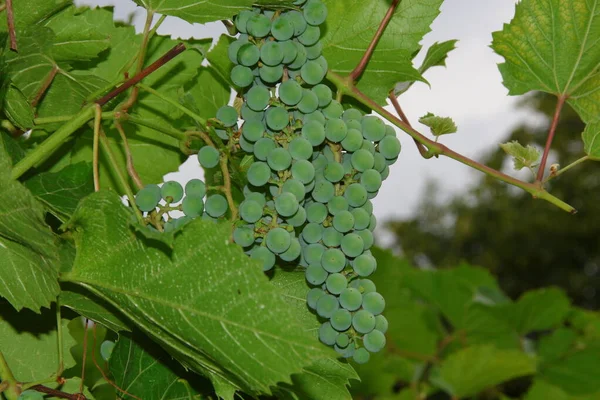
260 41 284 66
312 83 332 107
362 292 385 315
248 161 271 186
237 42 260 66
265 106 289 131
344 183 368 207
316 293 339 318
302 120 326 146
325 119 348 143
333 210 355 233
353 347 370 364
267 148 292 171
297 89 319 114
303 0 328 26
185 179 206 198
253 138 276 161
216 105 238 127
266 227 292 254
378 135 402 160
312 179 335 203
336 333 350 348
307 287 325 309
161 181 183 203
182 195 204 217
351 149 375 172
341 233 364 258
275 192 300 217
363 329 386 353
233 226 255 247
375 315 388 334
302 222 323 243
303 243 325 264
301 60 326 85
281 238 302 261
330 308 352 331
319 321 338 346
324 161 345 183
305 263 328 285
100 340 115 361
328 195 348 215
247 13 271 38
251 246 276 271
306 202 328 223
240 199 263 223
282 178 305 201
352 309 376 334
339 287 362 311
289 137 313 160
231 65 254 88
246 85 271 111
291 159 316 184
322 227 342 247
279 79 303 106
198 146 220 168
326 272 347 295
271 15 294 40
135 184 161 212
242 120 265 142
321 248 346 273
205 194 228 217
361 115 386 141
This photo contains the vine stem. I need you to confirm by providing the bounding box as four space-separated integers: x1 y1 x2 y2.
31 65 59 107
326 70 576 213
137 83 207 127
29 384 87 400
6 0 16 51
93 105 102 191
114 121 144 190
536 95 566 183
543 155 590 183
11 106 95 180
388 92 429 157
0 351 18 400
220 153 238 220
56 300 64 377
119 113 186 141
347 0 400 82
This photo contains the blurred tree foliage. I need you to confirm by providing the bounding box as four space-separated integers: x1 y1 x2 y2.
386 93 600 308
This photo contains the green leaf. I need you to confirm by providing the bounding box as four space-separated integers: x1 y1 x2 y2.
0 0 70 32
109 335 210 399
537 328 577 362
207 35 237 90
463 303 521 350
582 122 600 159
539 343 600 395
133 0 294 24
63 191 332 397
431 345 536 398
181 66 231 125
492 0 600 123
322 0 443 104
0 137 60 311
3 85 35 130
0 306 77 382
524 380 570 400
499 140 541 170
24 162 94 222
418 112 458 137
504 288 571 334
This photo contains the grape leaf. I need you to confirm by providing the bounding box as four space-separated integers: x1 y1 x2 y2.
24 162 94 222
430 345 536 398
109 335 210 399
419 112 458 137
207 34 237 89
499 140 541 170
3 85 34 130
492 0 600 123
502 288 571 334
181 66 231 127
539 343 600 395
0 0 70 32
62 191 333 397
322 0 443 105
582 122 600 160
524 380 571 400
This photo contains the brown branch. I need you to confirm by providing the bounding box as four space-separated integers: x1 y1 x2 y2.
95 43 186 107
31 65 58 107
348 0 400 82
114 121 144 190
388 92 429 158
536 95 566 183
6 0 17 51
29 385 86 400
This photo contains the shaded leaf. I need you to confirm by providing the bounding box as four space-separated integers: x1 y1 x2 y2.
419 112 458 137
539 343 600 395
322 0 443 104
63 191 332 397
492 0 600 123
582 122 600 159
3 85 34 130
207 35 237 89
537 328 577 362
504 288 571 334
499 140 541 170
181 66 231 126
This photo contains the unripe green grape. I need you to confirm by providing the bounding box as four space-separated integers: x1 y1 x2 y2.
361 139 376 154
351 209 370 232
305 263 328 285
322 227 342 247
353 253 376 276
344 183 368 207
361 169 382 192
205 194 228 217
316 54 328 72
328 196 348 215
343 108 363 121
346 119 362 131
319 321 338 345
289 137 313 160
339 287 362 311
287 205 307 227
288 42 308 69
233 226 255 247
17 390 44 400
325 119 348 143
231 65 254 88
352 309 376 334
279 79 303 106
361 115 386 141
247 161 270 187
385 156 398 167
322 101 343 121
316 294 339 318
283 178 305 201
351 278 377 293
185 179 206 198
373 152 386 173
362 292 385 315
241 103 264 122
251 246 276 271
363 329 386 353
333 210 355 233
336 334 350 349
306 41 323 60
281 238 301 261
267 148 292 171
237 42 260 66
246 13 271 38
362 199 374 214
330 309 352 332
252 138 275 162
304 110 326 124
336 342 356 358
260 41 284 66
266 227 292 254
356 229 374 250
182 195 204 217
351 149 375 172
281 40 299 64
215 129 229 141
353 347 371 364
287 10 307 36
265 106 289 131
385 124 396 137
369 213 377 231
302 222 323 243
324 161 345 183
313 153 328 171
301 120 326 146
298 24 321 46
245 191 266 207
306 202 328 223
234 10 254 33
259 64 284 83
301 60 326 85
321 248 346 273
307 287 325 309
381 165 390 180
271 15 294 40
228 37 248 64
242 120 265 142
216 105 238 127
297 89 319 114
338 129 360 153
341 233 364 258
291 159 315 184
239 135 254 152
245 85 271 111
375 315 388 334
308 85 332 109
378 135 402 159
239 200 263 223
263 10 275 19
161 181 184 203
312 179 335 203
304 0 328 25
275 192 299 217
135 184 161 212
326 273 347 295
100 340 115 361
303 242 325 264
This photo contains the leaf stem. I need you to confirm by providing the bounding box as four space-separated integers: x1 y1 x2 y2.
6 0 16 51
31 65 59 107
220 153 238 221
11 106 95 180
0 351 18 400
56 300 64 377
119 113 186 141
326 70 576 213
388 92 429 157
114 121 144 190
536 95 566 182
34 112 115 125
29 384 87 400
137 82 207 127
348 0 400 82
544 155 590 183
93 105 102 191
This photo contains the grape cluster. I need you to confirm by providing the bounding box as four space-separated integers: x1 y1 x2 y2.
213 0 401 364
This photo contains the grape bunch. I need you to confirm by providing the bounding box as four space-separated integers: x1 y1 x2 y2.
211 0 401 364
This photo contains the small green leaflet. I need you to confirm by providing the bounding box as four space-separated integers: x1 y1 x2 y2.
419 112 457 137
583 122 600 160
492 0 600 123
499 141 541 171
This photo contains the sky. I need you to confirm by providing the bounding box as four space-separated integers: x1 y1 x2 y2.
77 0 527 237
